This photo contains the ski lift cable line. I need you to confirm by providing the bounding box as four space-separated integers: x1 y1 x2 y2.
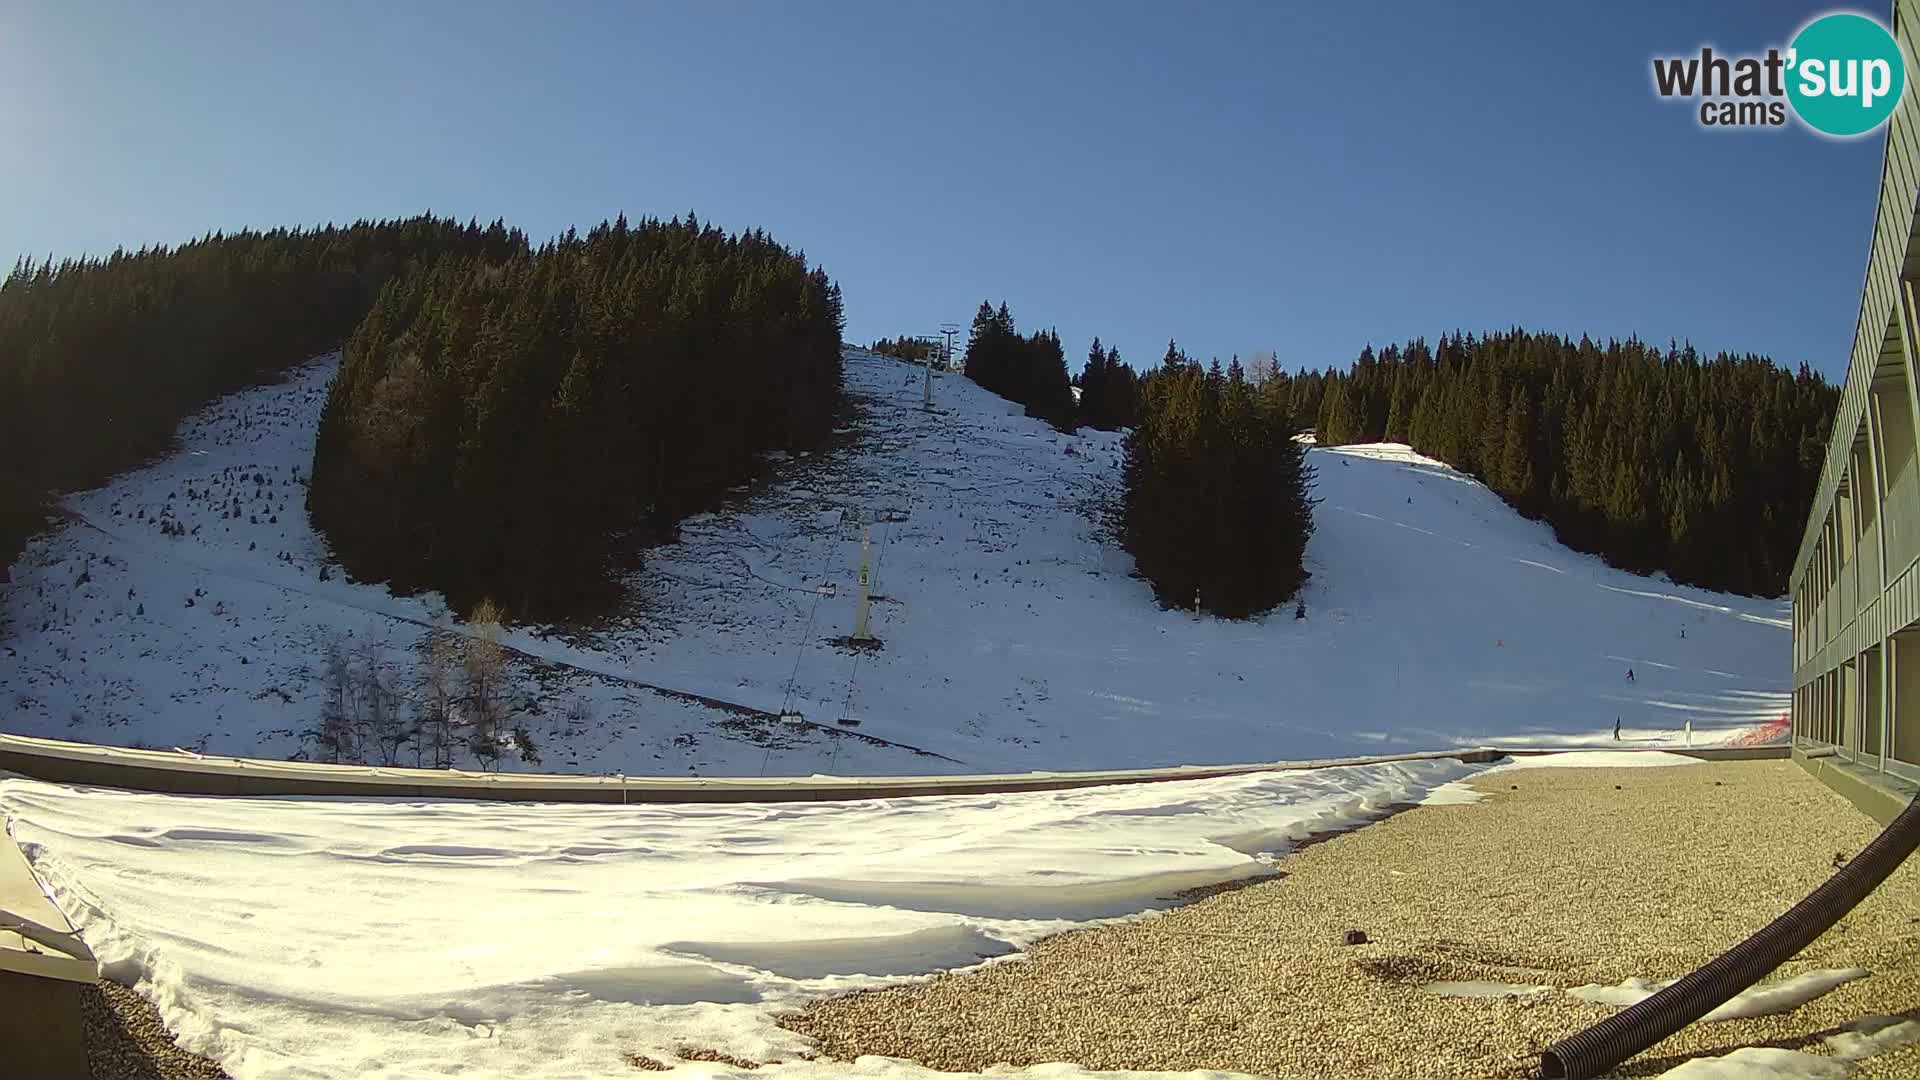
762 533 840 778
775 504 848 720
836 465 917 725
806 349 946 768
829 504 906 770
775 561 832 716
831 446 934 763
836 522 890 725
778 353 931 773
829 372 934 754
834 527 883 726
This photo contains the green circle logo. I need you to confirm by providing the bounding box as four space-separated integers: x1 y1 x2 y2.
1786 13 1906 136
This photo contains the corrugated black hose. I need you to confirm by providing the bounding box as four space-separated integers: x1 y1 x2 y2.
1540 789 1920 1079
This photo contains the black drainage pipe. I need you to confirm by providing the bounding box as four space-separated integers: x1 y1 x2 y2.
1540 791 1920 1079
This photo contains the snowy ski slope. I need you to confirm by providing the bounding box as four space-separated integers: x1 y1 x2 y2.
0 348 1790 775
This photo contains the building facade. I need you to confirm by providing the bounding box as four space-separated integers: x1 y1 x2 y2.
1791 0 1920 820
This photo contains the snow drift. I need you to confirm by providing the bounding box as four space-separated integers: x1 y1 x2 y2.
1 757 1474 1079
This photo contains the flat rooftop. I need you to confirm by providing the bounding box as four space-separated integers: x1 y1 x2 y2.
788 759 1920 1078
56 755 1918 1078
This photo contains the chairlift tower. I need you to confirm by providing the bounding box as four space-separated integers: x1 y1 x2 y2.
921 337 935 411
940 323 960 375
852 526 876 642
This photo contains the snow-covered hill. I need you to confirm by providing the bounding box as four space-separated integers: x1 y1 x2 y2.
0 347 1790 775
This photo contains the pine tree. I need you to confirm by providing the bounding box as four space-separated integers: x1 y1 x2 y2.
1079 336 1107 430
304 214 844 617
1276 327 1834 595
960 305 1078 431
1384 368 1412 443
1500 386 1537 512
1318 380 1358 446
1162 339 1188 373
1023 328 1077 432
1108 346 1140 428
1122 359 1315 618
1 216 531 582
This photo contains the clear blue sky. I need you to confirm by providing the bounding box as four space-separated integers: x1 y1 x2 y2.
0 1 1885 381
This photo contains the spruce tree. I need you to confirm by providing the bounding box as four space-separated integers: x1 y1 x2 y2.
1080 337 1107 428
1279 328 1836 595
1107 346 1140 428
1122 358 1315 618
307 214 845 617
0 216 530 579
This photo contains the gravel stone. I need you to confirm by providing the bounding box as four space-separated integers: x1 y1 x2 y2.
83 980 229 1079
782 761 1920 1078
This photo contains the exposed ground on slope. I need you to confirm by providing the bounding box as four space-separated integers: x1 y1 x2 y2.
784 761 1920 1078
85 980 229 1080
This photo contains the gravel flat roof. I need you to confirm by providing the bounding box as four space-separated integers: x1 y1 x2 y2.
785 760 1920 1078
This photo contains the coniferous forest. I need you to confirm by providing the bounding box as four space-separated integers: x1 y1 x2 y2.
963 302 1078 432
1263 330 1837 597
868 335 936 363
307 215 845 618
0 223 1836 629
1122 344 1317 618
0 217 528 578
1075 337 1142 431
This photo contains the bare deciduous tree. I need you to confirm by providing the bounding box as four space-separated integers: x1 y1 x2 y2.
314 631 356 764
562 696 592 740
415 618 458 769
464 599 507 769
1247 349 1280 387
356 642 405 766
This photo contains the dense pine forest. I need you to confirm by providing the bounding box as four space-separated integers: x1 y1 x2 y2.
0 217 528 579
1072 321 1828 612
868 335 936 363
957 302 1302 617
962 302 1077 432
1262 331 1837 597
307 214 845 618
0 220 1836 633
1076 337 1142 431
1122 345 1316 618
